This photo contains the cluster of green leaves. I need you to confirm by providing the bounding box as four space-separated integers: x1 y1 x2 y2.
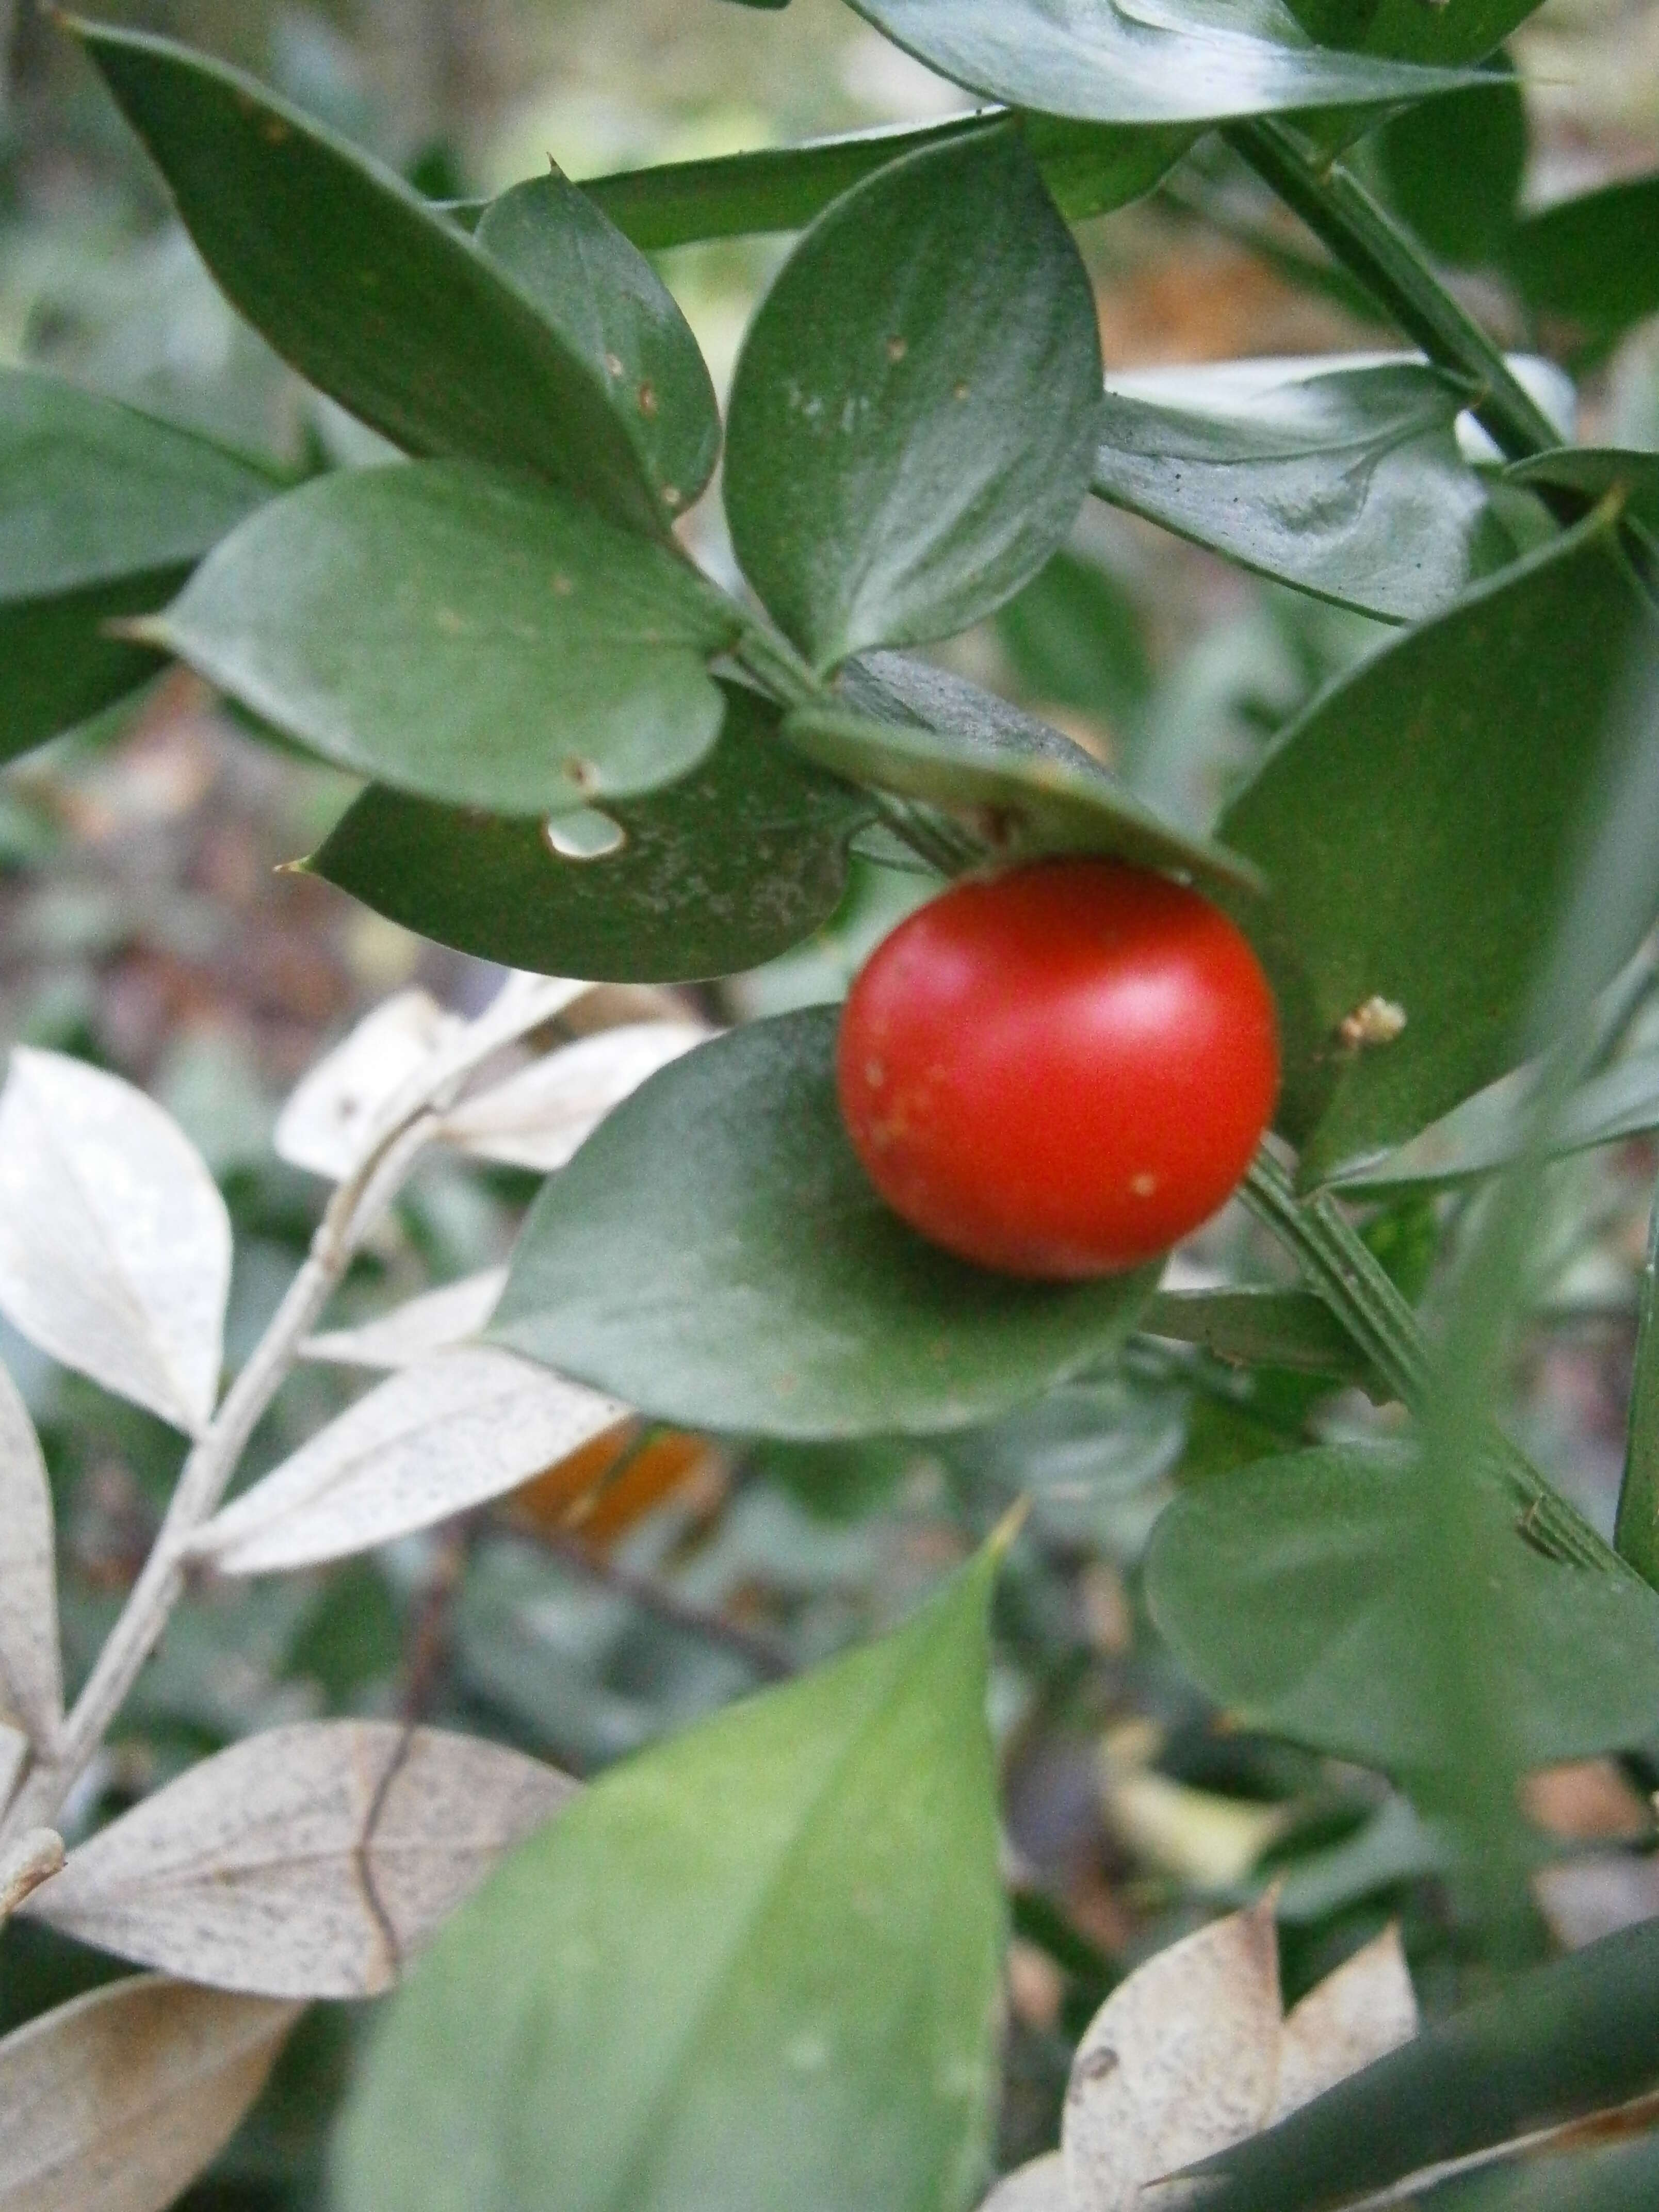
10 1 1659 2208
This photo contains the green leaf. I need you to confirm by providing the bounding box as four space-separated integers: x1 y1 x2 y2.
0 577 170 767
994 549 1151 731
72 20 674 536
308 686 872 982
725 123 1100 670
1505 173 1659 360
1375 70 1526 267
843 0 1482 124
1221 515 1656 1180
1320 1045 1659 1196
1091 357 1516 624
1139 1289 1368 1381
146 460 739 815
1195 1917 1659 2212
0 367 276 603
821 650 1259 900
1146 1444 1659 1772
783 696 1261 899
0 367 276 762
1287 0 1544 68
334 1550 1003 2212
583 113 1192 251
492 1007 1159 1440
476 172 720 514
1507 445 1659 535
1616 1180 1659 1590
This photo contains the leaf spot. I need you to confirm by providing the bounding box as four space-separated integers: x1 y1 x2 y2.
604 351 624 379
638 381 659 417
885 335 908 364
1337 996 1407 1050
562 757 600 794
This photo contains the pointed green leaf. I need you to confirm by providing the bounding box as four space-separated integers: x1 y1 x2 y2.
493 1007 1158 1439
0 367 276 762
1091 358 1517 623
1505 173 1659 360
334 1553 1003 2212
1508 446 1659 535
1139 1288 1368 1381
148 461 740 815
72 20 673 536
725 123 1100 670
1321 1045 1659 1198
1146 1444 1659 1772
583 113 1192 251
309 686 872 982
1221 516 1656 1179
1287 0 1544 69
476 172 720 513
843 0 1482 124
1196 1918 1659 2212
0 367 276 603
1375 71 1526 267
782 696 1260 897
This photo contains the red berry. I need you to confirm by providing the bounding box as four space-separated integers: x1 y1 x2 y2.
836 857 1279 1279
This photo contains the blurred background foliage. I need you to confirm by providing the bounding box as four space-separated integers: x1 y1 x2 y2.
4 0 1659 2202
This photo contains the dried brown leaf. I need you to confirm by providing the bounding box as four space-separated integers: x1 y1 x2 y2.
0 1830 63 1919
1063 1899 1282 2212
300 1266 507 1370
0 1975 298 2212
24 1720 575 1998
1269 1923 1418 2123
193 1346 627 1575
981 2152 1072 2211
0 1050 231 1434
275 988 462 1181
440 1020 710 1173
0 1360 60 1743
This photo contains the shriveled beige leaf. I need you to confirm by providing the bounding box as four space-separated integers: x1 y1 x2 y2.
300 1266 507 1370
981 2152 1071 2211
0 1974 298 2212
24 1720 576 1999
0 1361 60 1742
1270 1923 1418 2123
0 1726 26 1811
440 1021 711 1173
0 1050 230 1435
192 1346 626 1575
0 1830 62 1919
275 988 462 1181
1063 1900 1282 2212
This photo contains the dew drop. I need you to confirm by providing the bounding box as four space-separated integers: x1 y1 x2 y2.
542 808 627 860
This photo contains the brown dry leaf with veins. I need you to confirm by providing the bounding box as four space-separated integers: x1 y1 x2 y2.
983 1902 1418 2212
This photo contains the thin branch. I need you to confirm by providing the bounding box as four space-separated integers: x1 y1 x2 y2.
530 1527 796 1683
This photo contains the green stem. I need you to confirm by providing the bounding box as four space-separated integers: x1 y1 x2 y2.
1225 118 1562 462
1241 1149 1618 1574
1615 1183 1659 1585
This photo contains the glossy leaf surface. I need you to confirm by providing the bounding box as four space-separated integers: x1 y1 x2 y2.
150 461 739 814
726 124 1100 669
476 172 719 512
1222 517 1655 1178
843 0 1480 123
0 1362 61 1745
588 113 1191 249
0 1049 231 1436
311 684 870 980
494 1009 1158 1439
0 1977 299 2212
1146 1446 1659 1772
830 652 1260 896
26 1722 574 1999
75 22 672 534
1091 357 1515 623
335 1552 1002 2212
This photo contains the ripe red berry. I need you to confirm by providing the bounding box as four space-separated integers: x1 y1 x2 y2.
836 857 1279 1279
